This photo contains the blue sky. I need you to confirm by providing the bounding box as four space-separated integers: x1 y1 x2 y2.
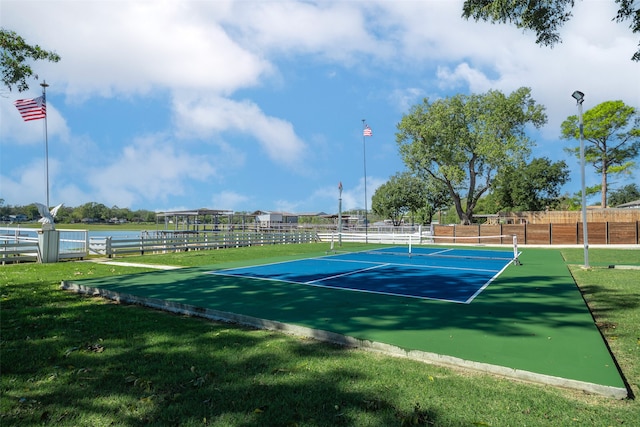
1 0 639 214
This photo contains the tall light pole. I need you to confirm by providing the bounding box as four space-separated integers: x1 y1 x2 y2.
572 90 589 268
362 119 369 243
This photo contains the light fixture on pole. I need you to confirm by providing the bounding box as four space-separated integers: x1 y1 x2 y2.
572 90 589 268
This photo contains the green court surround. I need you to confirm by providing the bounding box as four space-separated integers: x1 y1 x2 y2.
61 247 628 398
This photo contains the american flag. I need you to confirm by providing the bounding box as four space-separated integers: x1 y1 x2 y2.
363 125 372 137
14 96 47 121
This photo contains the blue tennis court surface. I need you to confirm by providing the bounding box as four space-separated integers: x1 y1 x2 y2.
209 246 518 304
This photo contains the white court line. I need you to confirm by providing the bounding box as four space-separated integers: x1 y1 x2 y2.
463 259 517 304
307 263 390 284
325 256 502 273
207 255 506 280
429 248 455 256
208 257 512 304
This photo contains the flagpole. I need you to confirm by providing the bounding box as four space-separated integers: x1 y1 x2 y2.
338 181 343 247
41 81 50 209
362 119 368 244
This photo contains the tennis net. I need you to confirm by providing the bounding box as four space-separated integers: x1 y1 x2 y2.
328 232 520 263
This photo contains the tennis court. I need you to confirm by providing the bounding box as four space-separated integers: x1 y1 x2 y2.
60 245 628 398
209 246 517 303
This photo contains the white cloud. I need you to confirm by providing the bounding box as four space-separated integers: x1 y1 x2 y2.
341 176 386 212
211 190 249 211
0 158 52 205
50 184 91 208
86 135 218 207
0 152 90 208
376 0 639 133
388 87 425 112
173 95 308 168
2 1 271 100
436 63 494 93
0 99 70 146
223 1 391 62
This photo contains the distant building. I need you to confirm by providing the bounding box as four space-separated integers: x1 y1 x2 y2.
9 214 28 223
615 199 640 209
254 211 298 227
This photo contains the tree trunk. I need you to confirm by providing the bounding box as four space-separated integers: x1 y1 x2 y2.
451 194 467 224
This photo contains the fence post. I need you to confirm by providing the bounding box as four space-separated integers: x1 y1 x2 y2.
83 230 89 259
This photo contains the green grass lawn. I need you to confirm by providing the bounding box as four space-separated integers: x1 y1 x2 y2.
1 244 639 426
561 247 640 405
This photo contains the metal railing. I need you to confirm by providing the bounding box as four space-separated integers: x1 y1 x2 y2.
95 231 320 257
0 227 89 264
1 240 41 264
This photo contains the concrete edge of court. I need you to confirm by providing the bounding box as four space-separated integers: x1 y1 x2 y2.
80 259 183 270
60 280 629 400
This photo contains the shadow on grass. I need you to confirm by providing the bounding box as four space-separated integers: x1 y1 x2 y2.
2 281 456 426
579 283 640 313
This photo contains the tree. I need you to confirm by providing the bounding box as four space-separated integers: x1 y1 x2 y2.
491 157 570 211
24 203 40 221
416 174 452 224
371 172 427 226
560 100 640 207
78 202 109 222
396 87 547 224
137 209 157 223
1 28 61 92
462 0 640 61
0 198 11 219
54 205 74 223
609 183 640 206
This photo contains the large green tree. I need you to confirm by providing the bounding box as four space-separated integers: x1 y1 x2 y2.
371 172 426 226
78 202 109 222
609 183 640 206
1 28 61 92
462 0 640 61
416 173 452 225
491 157 570 211
560 100 640 207
396 87 547 225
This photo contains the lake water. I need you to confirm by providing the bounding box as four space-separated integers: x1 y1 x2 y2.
88 230 147 239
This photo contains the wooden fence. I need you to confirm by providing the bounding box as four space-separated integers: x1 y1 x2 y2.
433 222 639 245
498 209 640 224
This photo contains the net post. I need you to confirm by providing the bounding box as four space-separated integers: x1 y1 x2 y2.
408 235 412 257
329 233 335 253
512 234 520 265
